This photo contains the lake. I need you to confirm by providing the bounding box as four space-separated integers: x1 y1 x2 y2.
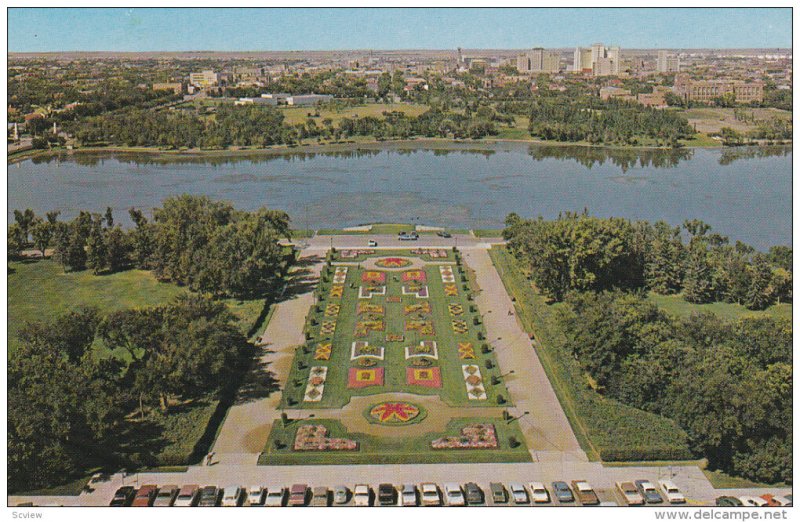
8 143 792 249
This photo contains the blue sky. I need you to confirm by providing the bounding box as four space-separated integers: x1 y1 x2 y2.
8 8 792 52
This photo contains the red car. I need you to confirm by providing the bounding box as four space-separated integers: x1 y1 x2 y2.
289 484 309 506
131 485 158 507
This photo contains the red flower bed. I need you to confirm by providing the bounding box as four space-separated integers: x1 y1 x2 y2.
348 367 385 388
406 367 442 388
361 271 386 284
402 270 427 282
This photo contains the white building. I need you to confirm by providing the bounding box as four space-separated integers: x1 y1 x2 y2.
656 50 681 73
285 94 334 106
573 44 621 76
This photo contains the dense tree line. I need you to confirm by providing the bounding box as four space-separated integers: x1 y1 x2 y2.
504 212 791 309
559 291 791 483
9 195 291 299
8 295 250 492
528 95 694 146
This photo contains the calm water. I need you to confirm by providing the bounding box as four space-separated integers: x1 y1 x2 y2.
8 144 792 249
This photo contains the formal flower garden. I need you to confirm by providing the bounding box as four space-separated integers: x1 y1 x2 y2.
375 257 412 268
293 424 358 451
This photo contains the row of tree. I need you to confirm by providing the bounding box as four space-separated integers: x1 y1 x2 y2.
9 196 292 299
8 295 250 492
559 291 791 484
503 212 791 309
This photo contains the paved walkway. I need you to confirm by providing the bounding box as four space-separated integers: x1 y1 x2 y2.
463 249 586 460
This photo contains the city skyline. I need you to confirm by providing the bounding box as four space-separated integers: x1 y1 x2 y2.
8 7 792 52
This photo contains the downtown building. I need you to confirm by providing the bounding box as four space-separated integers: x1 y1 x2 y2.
656 50 681 73
573 43 621 76
516 48 561 73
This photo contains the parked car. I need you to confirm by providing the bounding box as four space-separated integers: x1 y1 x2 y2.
635 480 663 504
436 231 452 238
353 484 371 506
420 483 441 506
464 482 484 505
378 483 396 506
132 485 158 507
401 484 418 506
740 496 768 507
221 486 243 507
616 482 645 506
198 486 220 507
311 486 329 507
153 485 179 507
716 496 743 507
333 485 349 505
659 480 686 504
490 482 508 504
773 495 793 506
444 483 465 506
264 487 286 507
760 494 782 507
247 486 264 506
174 485 200 507
509 483 529 504
109 486 136 507
551 481 575 503
571 480 600 505
289 484 309 506
368 240 377 247
528 482 550 504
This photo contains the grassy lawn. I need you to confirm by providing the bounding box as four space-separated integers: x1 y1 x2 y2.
472 229 504 238
281 255 510 409
280 103 429 126
647 292 791 322
259 417 530 465
488 246 692 462
703 469 787 490
678 107 792 135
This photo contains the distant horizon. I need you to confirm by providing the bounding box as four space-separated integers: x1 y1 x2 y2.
8 8 792 52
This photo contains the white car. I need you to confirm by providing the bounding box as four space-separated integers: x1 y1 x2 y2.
740 496 768 507
401 484 418 506
616 482 645 506
420 483 441 506
264 487 285 507
368 240 378 247
528 482 550 503
247 486 264 506
444 483 465 506
509 483 529 504
659 480 686 504
773 495 793 506
221 486 243 507
353 484 371 507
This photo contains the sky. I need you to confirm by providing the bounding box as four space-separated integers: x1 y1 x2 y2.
8 7 792 52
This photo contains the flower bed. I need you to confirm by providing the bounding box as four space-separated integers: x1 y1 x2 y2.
404 340 439 360
324 303 341 317
304 366 328 402
443 284 459 297
330 285 344 298
357 302 384 315
406 319 435 336
430 424 498 450
320 320 337 336
314 342 332 361
457 342 476 360
402 285 429 298
385 333 404 342
293 424 358 451
358 286 386 299
402 270 427 282
351 341 384 360
348 367 385 388
448 303 464 316
355 319 384 337
412 248 449 259
333 266 348 284
367 402 422 424
361 271 386 285
451 319 469 335
439 265 456 283
339 249 375 259
375 257 412 268
406 367 442 388
404 302 432 315
462 365 487 400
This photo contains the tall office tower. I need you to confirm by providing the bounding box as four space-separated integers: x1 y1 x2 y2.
657 50 681 73
574 43 622 76
517 48 561 73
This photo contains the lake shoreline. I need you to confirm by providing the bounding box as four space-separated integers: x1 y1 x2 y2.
6 136 760 165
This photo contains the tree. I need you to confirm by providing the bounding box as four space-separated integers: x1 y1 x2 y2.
13 208 36 244
128 208 154 269
682 243 714 304
105 227 130 273
8 224 25 259
744 254 775 310
30 218 53 258
86 219 108 275
104 207 114 228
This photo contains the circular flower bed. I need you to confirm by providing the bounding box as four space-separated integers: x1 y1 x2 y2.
375 257 412 268
366 402 426 425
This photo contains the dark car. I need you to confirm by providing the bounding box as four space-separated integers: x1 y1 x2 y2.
109 486 136 507
464 482 484 505
378 483 397 506
635 480 664 504
436 231 452 238
716 496 744 507
132 485 158 507
289 484 309 506
490 482 508 504
198 486 220 507
551 482 575 503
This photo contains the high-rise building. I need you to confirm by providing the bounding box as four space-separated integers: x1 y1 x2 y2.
517 48 560 73
656 50 681 73
573 44 621 76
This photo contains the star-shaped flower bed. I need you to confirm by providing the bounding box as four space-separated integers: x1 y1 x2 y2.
368 402 421 424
